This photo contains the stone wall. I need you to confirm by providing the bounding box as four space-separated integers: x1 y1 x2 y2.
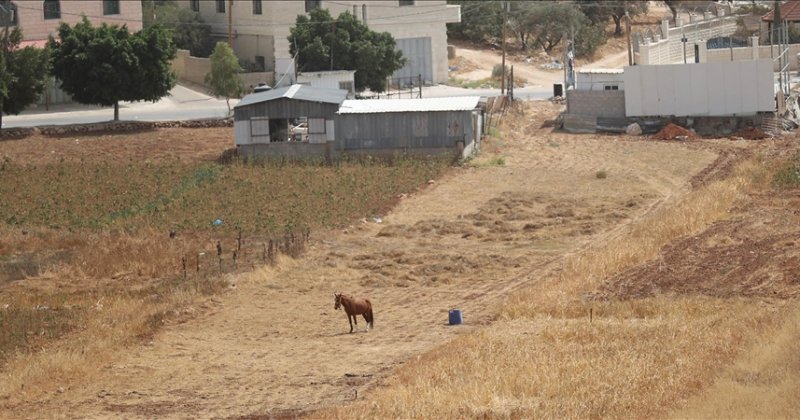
635 13 738 65
566 90 626 119
171 49 274 90
0 118 233 140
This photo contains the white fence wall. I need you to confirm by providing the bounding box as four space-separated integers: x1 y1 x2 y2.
623 60 774 117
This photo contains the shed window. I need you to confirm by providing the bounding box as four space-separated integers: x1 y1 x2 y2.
190 0 199 12
43 0 60 20
250 117 270 137
253 0 262 15
309 118 326 134
216 0 225 13
103 0 120 15
399 0 414 5
338 81 354 94
604 84 619 91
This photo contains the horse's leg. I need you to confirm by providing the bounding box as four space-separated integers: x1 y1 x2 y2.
353 313 358 332
347 312 354 333
362 313 369 332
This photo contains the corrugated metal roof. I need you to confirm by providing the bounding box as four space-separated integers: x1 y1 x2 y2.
577 68 624 74
299 70 356 76
235 84 348 108
338 96 481 114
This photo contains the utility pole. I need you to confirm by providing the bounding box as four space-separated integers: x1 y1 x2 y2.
681 34 688 64
625 12 632 66
501 1 508 95
227 0 233 48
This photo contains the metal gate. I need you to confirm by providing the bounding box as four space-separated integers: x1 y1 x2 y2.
393 37 433 85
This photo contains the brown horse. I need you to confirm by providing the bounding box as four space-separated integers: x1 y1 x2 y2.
334 293 374 333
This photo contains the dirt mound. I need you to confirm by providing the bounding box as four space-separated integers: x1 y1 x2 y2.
593 190 800 300
653 123 698 140
731 126 769 140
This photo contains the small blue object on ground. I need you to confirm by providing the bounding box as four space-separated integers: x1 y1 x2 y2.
449 309 463 325
213 219 223 226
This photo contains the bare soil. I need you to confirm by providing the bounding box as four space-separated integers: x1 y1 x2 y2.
1 102 741 419
595 186 800 300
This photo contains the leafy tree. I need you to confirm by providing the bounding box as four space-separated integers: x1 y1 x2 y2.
205 42 245 115
447 1 503 43
577 1 648 37
289 8 405 92
49 17 177 121
154 1 214 57
130 23 179 102
575 21 607 58
0 27 49 130
513 2 587 53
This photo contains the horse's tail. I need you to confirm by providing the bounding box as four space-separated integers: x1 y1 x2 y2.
366 299 374 327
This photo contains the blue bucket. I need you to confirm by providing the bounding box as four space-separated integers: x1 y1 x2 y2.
448 309 463 325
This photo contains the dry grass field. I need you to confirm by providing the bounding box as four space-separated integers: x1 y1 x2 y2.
1 102 799 419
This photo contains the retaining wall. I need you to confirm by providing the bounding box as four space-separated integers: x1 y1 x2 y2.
0 118 233 140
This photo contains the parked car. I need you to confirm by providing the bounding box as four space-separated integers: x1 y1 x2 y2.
290 122 308 141
253 82 272 93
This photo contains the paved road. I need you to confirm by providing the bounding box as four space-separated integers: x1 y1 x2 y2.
3 83 552 129
3 85 239 128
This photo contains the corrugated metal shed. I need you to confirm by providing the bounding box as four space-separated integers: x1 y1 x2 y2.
338 96 481 114
236 84 348 108
334 96 484 158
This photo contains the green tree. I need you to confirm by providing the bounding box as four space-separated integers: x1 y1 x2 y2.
577 0 648 37
205 42 245 115
49 17 177 121
516 2 587 53
289 8 405 92
447 1 503 43
0 27 49 130
154 1 214 57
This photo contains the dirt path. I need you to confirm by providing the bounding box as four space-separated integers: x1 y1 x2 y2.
11 104 727 419
455 47 563 88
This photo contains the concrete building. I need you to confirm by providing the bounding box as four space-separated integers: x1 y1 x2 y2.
1 0 142 45
575 69 624 92
297 70 356 97
176 0 460 87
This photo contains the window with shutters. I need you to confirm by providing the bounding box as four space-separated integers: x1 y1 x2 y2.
103 0 120 15
305 0 320 12
43 0 60 20
253 0 262 15
309 118 326 135
250 117 270 140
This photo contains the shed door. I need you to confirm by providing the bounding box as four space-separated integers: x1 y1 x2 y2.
393 37 433 85
250 117 270 144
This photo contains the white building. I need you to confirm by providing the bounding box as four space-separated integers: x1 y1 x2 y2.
297 70 356 98
177 0 460 87
575 69 624 92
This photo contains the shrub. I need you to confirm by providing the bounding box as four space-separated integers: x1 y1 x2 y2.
773 152 800 188
491 64 505 79
596 170 608 179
